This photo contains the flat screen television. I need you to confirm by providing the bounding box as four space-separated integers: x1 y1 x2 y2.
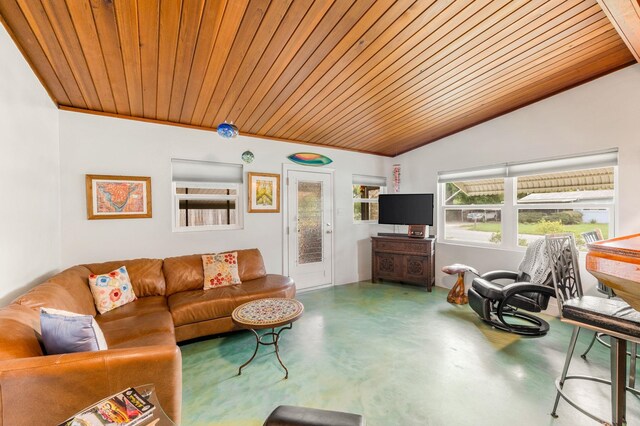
378 193 434 226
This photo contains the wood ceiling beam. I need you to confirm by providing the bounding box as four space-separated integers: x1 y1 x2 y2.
597 0 640 62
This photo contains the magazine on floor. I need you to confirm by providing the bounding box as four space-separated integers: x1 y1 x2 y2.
58 387 155 426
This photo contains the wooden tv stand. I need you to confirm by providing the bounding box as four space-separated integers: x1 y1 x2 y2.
371 235 435 291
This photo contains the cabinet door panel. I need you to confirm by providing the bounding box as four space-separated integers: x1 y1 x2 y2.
375 253 402 278
404 256 429 281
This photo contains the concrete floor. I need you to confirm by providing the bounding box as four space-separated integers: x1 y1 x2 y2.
180 282 640 425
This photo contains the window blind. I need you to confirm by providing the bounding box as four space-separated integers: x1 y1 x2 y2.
171 159 243 183
437 165 507 183
352 174 387 187
507 149 618 177
437 149 618 182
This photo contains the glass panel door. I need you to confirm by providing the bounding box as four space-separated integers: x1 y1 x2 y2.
286 169 333 290
297 181 323 264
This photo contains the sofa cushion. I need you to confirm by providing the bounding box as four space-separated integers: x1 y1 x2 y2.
97 296 168 323
203 252 241 289
174 317 235 342
83 258 166 297
97 310 174 348
45 266 96 316
14 266 96 316
168 274 295 327
40 308 108 355
168 290 237 327
163 254 201 296
108 331 177 349
0 304 43 360
236 249 268 281
15 281 88 316
164 248 267 296
89 266 137 314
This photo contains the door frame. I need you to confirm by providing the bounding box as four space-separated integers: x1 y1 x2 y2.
281 163 335 289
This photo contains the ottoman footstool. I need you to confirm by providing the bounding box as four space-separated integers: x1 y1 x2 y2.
264 405 366 426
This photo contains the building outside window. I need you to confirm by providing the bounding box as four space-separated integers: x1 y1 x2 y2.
171 159 243 231
438 150 617 250
353 174 387 223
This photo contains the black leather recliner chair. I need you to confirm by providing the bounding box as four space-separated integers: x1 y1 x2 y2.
468 269 557 336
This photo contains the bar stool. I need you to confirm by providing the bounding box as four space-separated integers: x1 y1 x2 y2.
581 229 616 356
442 264 478 305
579 230 639 389
547 233 640 425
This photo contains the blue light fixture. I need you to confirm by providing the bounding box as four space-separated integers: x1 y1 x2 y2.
217 121 239 139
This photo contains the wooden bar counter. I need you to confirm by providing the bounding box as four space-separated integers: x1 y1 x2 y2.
586 233 640 311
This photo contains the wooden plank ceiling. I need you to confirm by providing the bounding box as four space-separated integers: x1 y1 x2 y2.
1 0 636 156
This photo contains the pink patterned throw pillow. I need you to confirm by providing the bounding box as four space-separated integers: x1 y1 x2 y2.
203 252 241 289
88 266 137 314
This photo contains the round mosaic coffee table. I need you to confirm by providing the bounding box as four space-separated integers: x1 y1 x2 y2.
232 298 304 379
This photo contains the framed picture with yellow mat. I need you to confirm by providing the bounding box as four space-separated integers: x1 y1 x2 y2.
248 172 280 213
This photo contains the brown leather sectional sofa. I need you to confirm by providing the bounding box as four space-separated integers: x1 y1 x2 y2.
0 248 295 425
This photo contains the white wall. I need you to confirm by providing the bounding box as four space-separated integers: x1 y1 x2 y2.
394 64 640 298
0 25 60 304
58 111 388 285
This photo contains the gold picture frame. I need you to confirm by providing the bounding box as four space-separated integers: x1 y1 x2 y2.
248 172 280 213
86 174 152 220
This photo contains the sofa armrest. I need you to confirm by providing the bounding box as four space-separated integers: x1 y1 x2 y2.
0 345 181 425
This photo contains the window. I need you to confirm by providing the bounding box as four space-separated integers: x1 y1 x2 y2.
171 159 243 231
443 178 504 245
438 150 617 250
516 167 614 250
353 174 387 223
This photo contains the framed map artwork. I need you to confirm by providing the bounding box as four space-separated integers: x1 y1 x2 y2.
86 175 152 220
248 172 280 213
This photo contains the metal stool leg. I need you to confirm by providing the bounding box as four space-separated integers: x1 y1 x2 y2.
552 326 581 418
581 331 599 359
580 333 639 389
630 343 637 389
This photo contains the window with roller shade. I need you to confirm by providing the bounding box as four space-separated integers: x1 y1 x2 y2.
171 159 243 231
353 174 387 223
438 149 617 250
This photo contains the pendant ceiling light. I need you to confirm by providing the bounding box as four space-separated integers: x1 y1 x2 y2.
217 121 239 139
